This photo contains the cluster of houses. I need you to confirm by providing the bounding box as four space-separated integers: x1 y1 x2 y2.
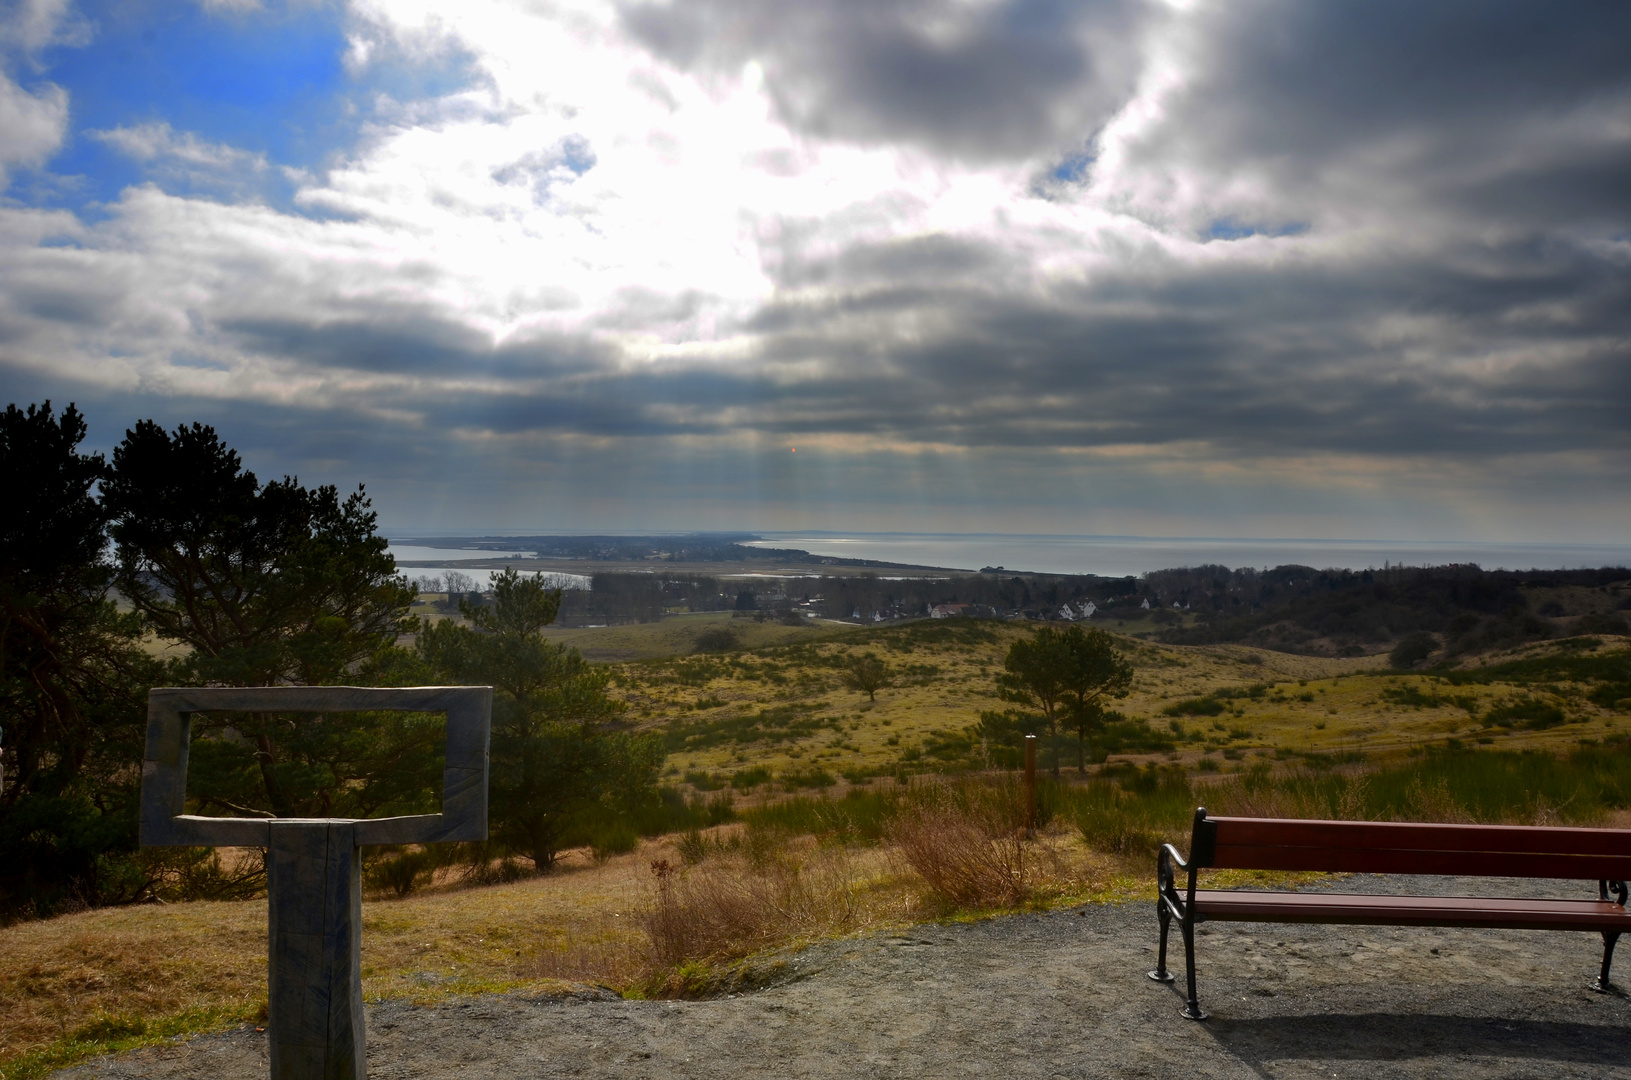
769 587 1193 626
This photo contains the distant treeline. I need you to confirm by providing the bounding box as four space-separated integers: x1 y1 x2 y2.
1143 563 1629 655
532 563 1631 655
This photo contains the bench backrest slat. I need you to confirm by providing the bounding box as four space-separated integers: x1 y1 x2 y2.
1201 814 1631 880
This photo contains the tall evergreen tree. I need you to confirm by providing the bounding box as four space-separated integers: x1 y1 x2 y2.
0 403 159 917
419 568 662 870
102 419 416 687
99 420 438 820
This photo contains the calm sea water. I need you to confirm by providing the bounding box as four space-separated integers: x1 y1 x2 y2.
743 533 1631 578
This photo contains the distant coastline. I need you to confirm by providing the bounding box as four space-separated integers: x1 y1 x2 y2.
388 532 1631 581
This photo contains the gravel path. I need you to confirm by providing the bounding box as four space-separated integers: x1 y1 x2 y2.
56 876 1631 1080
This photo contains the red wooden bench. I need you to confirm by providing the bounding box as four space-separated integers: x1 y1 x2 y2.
1150 807 1631 1019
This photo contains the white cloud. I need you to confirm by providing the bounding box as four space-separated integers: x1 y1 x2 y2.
91 122 269 172
0 0 91 54
0 74 66 186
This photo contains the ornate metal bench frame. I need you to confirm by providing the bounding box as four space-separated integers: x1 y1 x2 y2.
1151 807 1631 1020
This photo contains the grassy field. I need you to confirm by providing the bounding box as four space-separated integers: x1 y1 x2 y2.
541 610 844 662
4 617 1628 1079
609 618 1628 789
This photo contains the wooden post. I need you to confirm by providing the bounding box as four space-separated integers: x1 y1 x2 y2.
268 821 365 1080
1024 734 1037 839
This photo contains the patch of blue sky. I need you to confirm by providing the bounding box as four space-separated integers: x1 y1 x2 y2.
1050 151 1094 184
20 0 480 214
1026 149 1094 201
1205 218 1310 242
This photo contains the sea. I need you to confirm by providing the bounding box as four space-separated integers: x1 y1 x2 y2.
388 534 1631 583
740 533 1631 578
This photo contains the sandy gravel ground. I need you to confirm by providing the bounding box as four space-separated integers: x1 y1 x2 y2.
55 876 1631 1080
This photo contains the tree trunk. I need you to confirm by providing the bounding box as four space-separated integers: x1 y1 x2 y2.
256 725 289 816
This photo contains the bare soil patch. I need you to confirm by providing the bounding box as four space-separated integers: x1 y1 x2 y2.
53 875 1631 1080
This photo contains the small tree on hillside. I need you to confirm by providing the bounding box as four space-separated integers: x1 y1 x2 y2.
842 652 891 701
999 630 1069 774
1000 624 1134 775
1057 626 1135 772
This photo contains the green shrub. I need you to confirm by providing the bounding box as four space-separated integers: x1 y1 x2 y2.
742 787 903 843
730 766 772 790
693 628 740 653
365 849 435 898
1063 767 1194 856
590 822 640 863
779 766 837 790
1483 697 1567 730
1163 697 1226 717
683 770 726 791
1390 632 1438 669
627 788 737 836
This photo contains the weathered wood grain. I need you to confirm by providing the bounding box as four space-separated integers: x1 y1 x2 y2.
268 821 366 1080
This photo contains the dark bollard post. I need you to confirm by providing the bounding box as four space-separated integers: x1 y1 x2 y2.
1024 734 1037 839
141 686 492 1080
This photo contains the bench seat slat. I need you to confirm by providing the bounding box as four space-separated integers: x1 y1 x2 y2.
1212 816 1631 858
1192 890 1631 931
1210 844 1631 879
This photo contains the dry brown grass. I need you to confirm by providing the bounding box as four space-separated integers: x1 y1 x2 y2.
639 782 1124 993
0 897 267 1075
887 777 1032 908
1 819 1131 1077
0 845 653 1077
643 838 907 972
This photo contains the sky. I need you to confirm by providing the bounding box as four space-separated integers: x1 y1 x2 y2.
1 0 1628 543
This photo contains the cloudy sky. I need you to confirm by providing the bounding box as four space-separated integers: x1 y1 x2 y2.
2 0 1628 541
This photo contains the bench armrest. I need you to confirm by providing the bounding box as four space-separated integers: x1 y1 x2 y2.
1157 842 1200 924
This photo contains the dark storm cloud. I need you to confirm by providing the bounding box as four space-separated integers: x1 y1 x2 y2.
204 221 1629 462
1188 1 1631 144
618 0 1148 160
1122 0 1631 231
222 315 613 378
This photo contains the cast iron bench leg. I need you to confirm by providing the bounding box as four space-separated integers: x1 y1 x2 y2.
1592 931 1620 994
1149 899 1175 984
1180 917 1208 1020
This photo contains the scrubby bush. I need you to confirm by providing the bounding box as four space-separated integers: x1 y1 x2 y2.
590 822 640 864
643 846 864 975
730 766 772 790
1390 631 1438 669
887 777 1032 908
693 628 739 653
365 849 436 898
